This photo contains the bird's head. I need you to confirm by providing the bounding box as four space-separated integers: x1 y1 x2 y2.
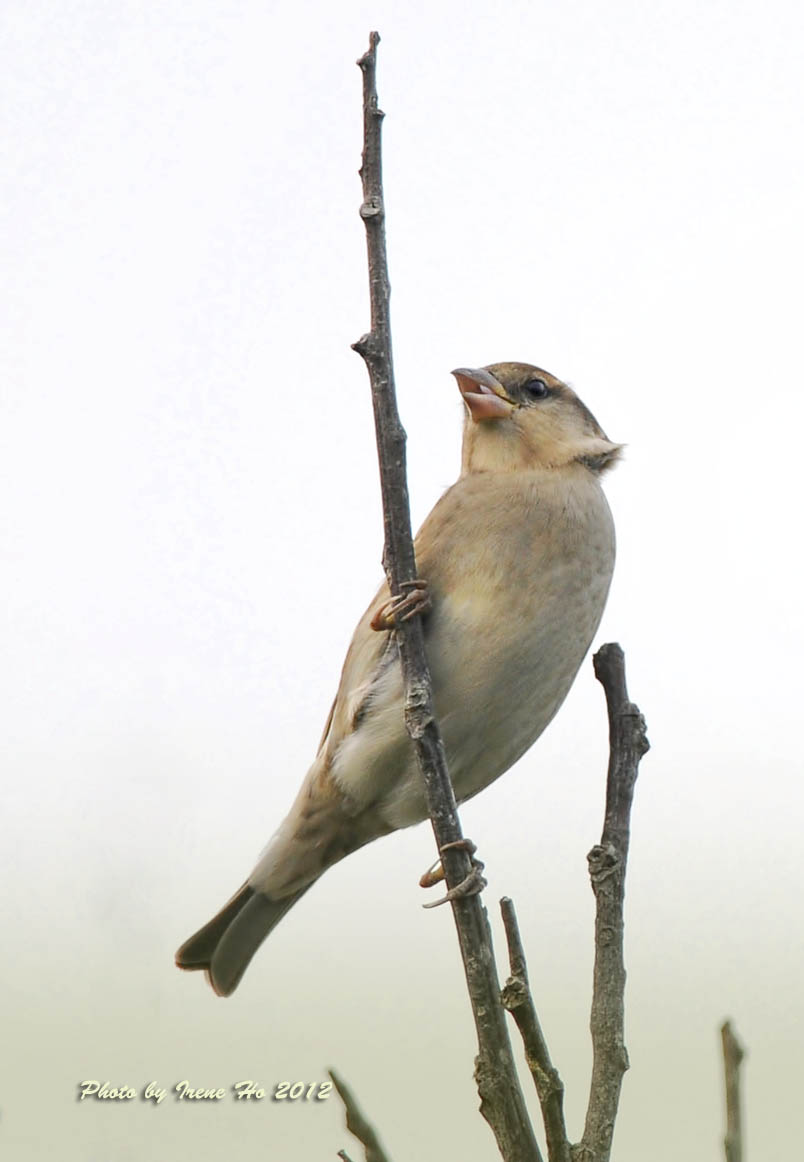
452 362 622 477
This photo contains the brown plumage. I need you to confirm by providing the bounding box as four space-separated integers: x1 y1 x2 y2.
176 362 622 995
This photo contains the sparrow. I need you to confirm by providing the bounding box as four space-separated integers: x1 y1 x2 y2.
176 362 622 996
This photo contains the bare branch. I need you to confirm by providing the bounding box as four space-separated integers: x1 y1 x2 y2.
720 1020 745 1162
329 1069 393 1162
576 643 650 1162
353 31 540 1162
501 897 572 1162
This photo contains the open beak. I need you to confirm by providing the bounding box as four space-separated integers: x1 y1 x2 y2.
451 367 516 422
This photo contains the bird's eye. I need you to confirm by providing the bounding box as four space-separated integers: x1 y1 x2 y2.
522 378 549 400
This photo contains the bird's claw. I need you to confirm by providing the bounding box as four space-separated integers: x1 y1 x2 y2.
419 860 446 889
422 866 487 908
370 579 431 632
419 838 477 887
420 839 487 907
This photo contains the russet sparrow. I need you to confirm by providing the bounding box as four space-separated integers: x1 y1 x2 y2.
176 362 622 995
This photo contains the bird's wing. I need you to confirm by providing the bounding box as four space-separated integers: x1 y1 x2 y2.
315 494 452 763
316 578 396 757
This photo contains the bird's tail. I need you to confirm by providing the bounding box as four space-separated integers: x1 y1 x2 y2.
175 882 311 997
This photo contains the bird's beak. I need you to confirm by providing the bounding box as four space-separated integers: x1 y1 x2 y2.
451 368 517 422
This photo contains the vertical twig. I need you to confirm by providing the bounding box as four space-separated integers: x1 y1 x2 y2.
500 645 648 1162
720 1020 745 1162
352 31 541 1162
576 643 649 1161
501 897 572 1162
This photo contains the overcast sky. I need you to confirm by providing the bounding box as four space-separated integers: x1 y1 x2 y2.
2 2 803 1160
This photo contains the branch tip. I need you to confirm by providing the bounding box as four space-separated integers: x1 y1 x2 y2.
357 30 381 70
329 1068 392 1162
721 1020 746 1162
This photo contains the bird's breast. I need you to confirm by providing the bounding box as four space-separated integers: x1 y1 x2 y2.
333 468 616 832
421 470 616 803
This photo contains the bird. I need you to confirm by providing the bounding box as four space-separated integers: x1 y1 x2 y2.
176 361 622 996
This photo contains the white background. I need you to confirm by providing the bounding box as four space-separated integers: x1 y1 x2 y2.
2 2 803 1159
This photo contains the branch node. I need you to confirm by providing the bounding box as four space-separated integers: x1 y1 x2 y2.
352 333 373 358
586 842 621 887
501 977 529 1012
360 198 384 220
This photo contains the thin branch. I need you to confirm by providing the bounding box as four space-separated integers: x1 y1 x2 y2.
352 31 540 1162
329 1069 392 1162
501 644 648 1162
720 1020 745 1162
576 643 650 1162
501 897 571 1162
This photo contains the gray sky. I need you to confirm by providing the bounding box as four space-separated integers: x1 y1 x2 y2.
2 2 803 1159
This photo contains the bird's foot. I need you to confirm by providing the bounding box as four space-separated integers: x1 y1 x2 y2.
370 579 430 632
420 839 487 908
